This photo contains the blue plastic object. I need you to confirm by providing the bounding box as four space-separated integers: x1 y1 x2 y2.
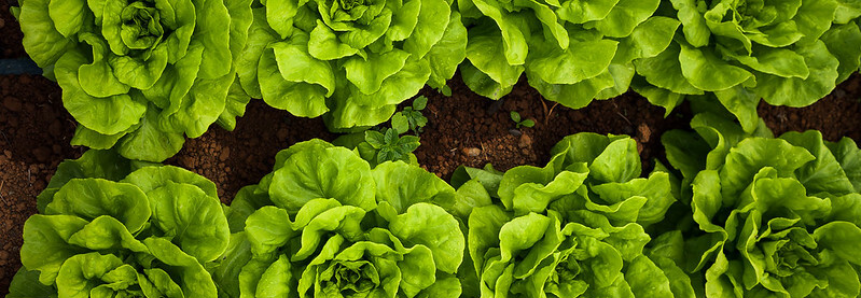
0 59 42 75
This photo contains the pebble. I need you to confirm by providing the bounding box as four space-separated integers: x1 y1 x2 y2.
638 123 652 143
463 147 481 157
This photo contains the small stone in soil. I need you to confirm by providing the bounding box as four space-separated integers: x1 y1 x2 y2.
463 147 481 157
638 123 652 143
509 129 522 137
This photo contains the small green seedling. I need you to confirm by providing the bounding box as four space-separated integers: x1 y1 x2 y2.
364 128 420 164
510 111 535 129
439 85 452 97
392 96 429 135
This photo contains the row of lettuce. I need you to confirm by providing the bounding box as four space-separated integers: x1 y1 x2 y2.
8 110 861 298
13 0 861 162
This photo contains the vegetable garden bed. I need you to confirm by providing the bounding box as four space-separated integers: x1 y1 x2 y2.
3 0 861 296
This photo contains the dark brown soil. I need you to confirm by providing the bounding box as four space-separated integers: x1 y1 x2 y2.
1 2 26 59
760 73 861 141
411 75 692 179
0 74 81 294
165 102 335 201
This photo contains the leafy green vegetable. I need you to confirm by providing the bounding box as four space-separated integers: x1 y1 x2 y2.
458 0 678 108
7 150 230 297
635 0 861 131
235 0 467 129
658 112 861 298
13 0 254 162
215 140 465 297
458 132 692 298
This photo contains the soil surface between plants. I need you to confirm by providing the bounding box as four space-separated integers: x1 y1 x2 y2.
3 10 861 295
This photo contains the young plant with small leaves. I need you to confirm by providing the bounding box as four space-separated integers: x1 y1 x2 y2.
510 111 535 129
392 96 430 135
364 128 421 165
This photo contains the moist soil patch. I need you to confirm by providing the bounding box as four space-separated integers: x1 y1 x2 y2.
2 72 861 296
165 101 336 201
759 73 861 141
0 4 25 59
0 74 81 294
410 75 693 180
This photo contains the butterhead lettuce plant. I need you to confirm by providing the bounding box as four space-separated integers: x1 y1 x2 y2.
213 140 465 297
235 0 467 129
7 149 231 298
658 112 861 297
634 0 861 131
11 0 253 162
453 133 694 298
457 0 679 108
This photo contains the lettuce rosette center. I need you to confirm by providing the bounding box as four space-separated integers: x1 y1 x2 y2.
321 260 379 294
120 2 165 50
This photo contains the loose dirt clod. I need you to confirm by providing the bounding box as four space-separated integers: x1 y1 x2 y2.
0 74 80 295
518 134 533 148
